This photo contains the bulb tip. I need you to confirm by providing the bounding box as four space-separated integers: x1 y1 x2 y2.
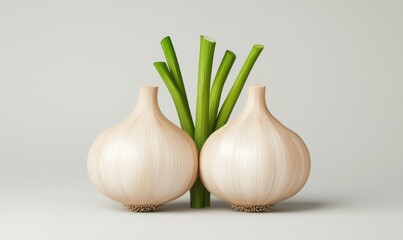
140 84 159 89
248 85 266 91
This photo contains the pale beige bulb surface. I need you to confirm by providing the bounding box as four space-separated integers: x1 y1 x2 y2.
200 85 310 212
88 86 198 212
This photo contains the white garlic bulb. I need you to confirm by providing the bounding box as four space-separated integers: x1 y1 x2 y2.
200 85 310 212
88 85 198 212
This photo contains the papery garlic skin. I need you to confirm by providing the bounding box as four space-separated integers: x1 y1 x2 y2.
200 85 310 212
88 86 198 212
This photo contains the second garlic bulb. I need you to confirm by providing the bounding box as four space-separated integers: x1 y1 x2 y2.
200 85 311 212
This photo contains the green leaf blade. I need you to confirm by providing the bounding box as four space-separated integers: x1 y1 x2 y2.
215 44 264 130
208 50 236 133
194 36 216 150
153 61 195 138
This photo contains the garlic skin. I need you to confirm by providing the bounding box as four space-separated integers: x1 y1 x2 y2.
200 85 310 212
88 86 198 212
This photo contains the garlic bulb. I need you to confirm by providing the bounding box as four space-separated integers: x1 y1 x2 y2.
200 85 310 212
88 86 198 212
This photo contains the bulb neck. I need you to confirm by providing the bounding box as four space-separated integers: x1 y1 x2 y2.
244 85 269 113
134 85 160 114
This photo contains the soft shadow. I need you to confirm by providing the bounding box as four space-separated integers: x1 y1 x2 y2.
100 202 183 214
159 201 195 212
159 199 231 213
98 200 229 213
100 202 130 212
162 199 336 213
210 199 231 209
99 199 335 213
272 200 335 213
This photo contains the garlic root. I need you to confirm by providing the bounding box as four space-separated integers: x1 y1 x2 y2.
230 204 273 213
125 204 163 212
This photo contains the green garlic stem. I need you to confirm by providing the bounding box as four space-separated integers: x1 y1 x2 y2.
190 36 216 208
160 36 189 104
208 50 236 133
153 62 195 138
214 44 264 130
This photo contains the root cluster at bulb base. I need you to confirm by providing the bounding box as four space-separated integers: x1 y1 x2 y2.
125 204 163 212
231 204 274 213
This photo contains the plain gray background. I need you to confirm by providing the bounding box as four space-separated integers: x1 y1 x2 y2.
1 0 402 239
